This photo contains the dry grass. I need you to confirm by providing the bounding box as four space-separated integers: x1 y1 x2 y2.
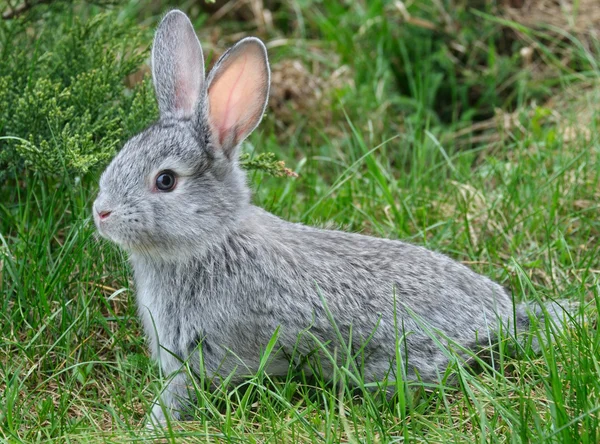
269 57 353 140
503 0 600 37
448 80 598 151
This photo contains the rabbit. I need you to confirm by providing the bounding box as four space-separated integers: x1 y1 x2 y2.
93 10 575 425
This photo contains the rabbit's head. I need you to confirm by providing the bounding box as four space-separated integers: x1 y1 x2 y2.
93 10 270 258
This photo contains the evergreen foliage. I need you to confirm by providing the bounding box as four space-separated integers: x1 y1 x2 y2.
0 4 157 177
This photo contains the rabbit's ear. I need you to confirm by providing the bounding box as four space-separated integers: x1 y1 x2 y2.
152 10 205 119
206 38 270 158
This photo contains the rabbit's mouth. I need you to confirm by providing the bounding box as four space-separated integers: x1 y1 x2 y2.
94 218 119 245
95 224 143 254
92 208 129 248
92 198 143 249
93 212 175 257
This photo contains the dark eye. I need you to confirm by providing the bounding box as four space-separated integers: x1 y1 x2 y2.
155 170 177 192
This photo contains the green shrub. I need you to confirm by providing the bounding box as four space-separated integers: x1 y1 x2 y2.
0 4 157 178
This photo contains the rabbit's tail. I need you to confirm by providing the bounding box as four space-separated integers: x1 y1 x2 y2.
513 299 579 351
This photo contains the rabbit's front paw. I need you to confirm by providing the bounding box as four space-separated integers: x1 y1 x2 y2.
145 403 180 429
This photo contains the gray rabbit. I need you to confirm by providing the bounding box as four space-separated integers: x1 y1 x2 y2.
93 10 574 424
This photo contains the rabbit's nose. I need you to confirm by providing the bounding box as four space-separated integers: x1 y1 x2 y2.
93 200 113 221
98 210 112 220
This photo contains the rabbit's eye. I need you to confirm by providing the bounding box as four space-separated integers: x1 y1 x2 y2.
155 171 177 192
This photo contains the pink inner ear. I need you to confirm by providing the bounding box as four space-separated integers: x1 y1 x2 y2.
213 55 248 142
208 45 267 146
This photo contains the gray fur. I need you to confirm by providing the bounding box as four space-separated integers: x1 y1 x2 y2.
93 10 574 424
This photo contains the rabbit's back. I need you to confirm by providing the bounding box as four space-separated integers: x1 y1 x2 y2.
132 205 513 383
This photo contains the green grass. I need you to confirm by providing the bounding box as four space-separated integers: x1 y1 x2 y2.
1 0 599 441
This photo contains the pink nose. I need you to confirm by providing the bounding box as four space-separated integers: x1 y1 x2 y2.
98 210 112 220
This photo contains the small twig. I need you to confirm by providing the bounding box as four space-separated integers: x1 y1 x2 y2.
394 1 437 31
207 0 243 25
2 0 53 20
